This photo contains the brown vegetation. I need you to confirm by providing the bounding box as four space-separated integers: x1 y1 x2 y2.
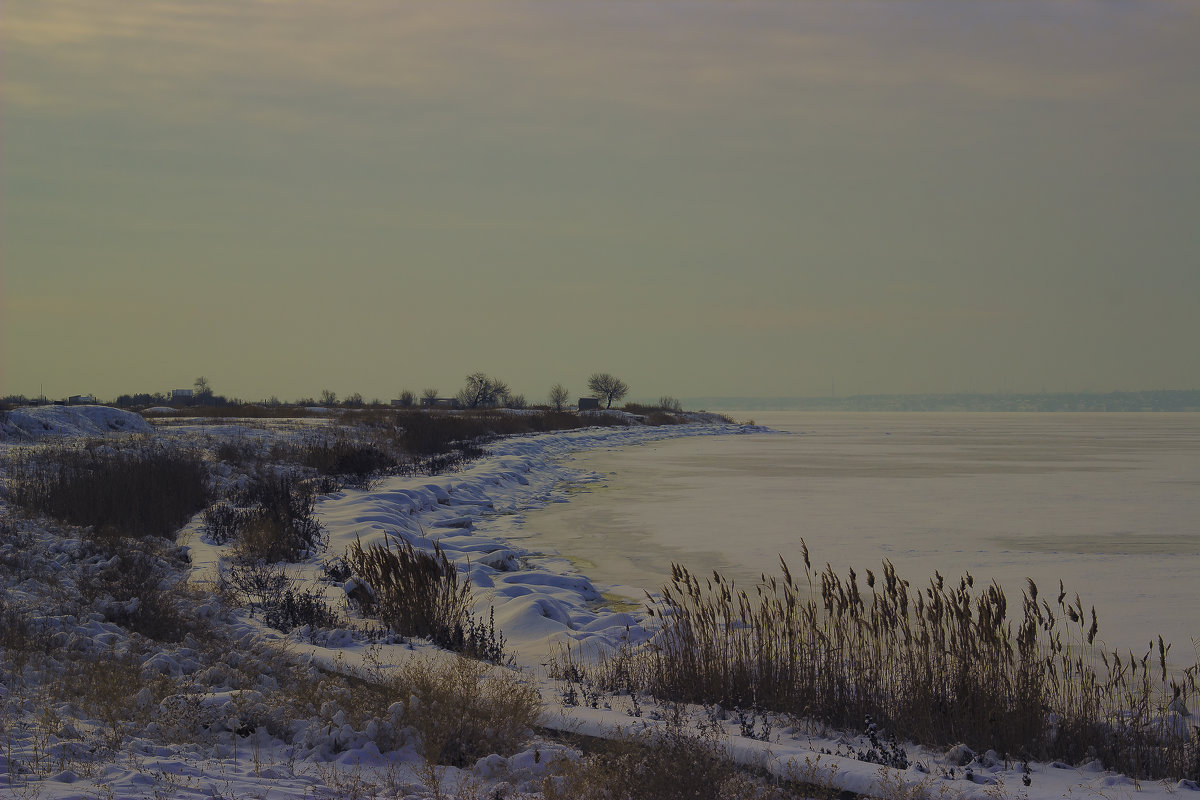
564 542 1200 781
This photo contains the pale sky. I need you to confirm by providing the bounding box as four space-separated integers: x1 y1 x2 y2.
4 1 1199 403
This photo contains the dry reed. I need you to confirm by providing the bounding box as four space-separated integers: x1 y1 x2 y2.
577 541 1198 780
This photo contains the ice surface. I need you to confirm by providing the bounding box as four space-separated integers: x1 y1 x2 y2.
519 412 1200 660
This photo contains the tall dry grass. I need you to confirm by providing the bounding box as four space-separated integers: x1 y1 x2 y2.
346 534 506 662
6 440 209 539
579 541 1198 780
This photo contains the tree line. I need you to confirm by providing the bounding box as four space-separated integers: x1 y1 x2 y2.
8 372 668 413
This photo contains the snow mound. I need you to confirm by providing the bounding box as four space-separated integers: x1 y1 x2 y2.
0 405 152 440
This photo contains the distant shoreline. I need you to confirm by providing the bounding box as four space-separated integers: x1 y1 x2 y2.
686 388 1200 413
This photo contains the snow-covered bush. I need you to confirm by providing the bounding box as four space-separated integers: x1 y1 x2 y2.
76 540 194 641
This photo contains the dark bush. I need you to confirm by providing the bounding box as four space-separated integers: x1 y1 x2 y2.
263 433 401 489
7 442 209 539
229 473 326 561
201 501 258 545
263 588 339 634
394 409 632 470
420 445 488 476
221 558 288 613
397 412 495 457
298 437 395 489
214 439 260 466
0 589 31 650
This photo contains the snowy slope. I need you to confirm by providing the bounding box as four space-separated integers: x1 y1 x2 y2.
0 405 153 440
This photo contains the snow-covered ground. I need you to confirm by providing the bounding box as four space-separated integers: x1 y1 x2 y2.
1 407 1196 799
0 405 153 440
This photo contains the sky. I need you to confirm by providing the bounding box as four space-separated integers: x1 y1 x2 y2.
3 0 1199 404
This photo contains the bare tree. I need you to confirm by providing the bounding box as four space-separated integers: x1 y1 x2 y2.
548 383 570 412
658 395 683 413
319 389 338 406
456 373 509 409
396 390 415 407
421 388 440 405
193 376 213 399
587 373 629 409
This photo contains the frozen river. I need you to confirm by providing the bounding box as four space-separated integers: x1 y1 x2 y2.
513 412 1200 661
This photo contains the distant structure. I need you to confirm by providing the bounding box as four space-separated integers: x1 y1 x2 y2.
66 394 96 405
420 396 460 409
169 389 194 402
578 397 601 411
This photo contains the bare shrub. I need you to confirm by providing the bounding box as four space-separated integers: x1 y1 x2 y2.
213 438 260 466
548 383 570 412
390 655 540 767
0 589 30 652
396 411 494 457
420 447 487 476
228 473 325 561
201 500 257 545
220 559 289 614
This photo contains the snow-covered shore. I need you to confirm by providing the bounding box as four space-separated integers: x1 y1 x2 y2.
2 408 1196 799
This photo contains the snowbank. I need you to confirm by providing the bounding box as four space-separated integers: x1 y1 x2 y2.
0 404 153 440
184 420 766 668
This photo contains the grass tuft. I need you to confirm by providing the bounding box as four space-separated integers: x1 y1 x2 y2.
345 535 506 662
